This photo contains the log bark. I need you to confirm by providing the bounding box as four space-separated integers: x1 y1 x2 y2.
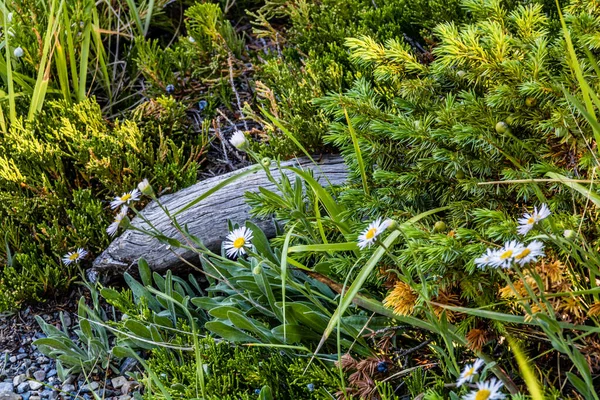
90 155 347 277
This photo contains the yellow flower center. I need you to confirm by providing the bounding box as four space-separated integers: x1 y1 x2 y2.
233 237 245 249
68 253 79 261
527 217 535 224
121 193 132 202
365 228 377 240
465 367 475 377
515 248 531 260
500 250 513 260
475 389 491 400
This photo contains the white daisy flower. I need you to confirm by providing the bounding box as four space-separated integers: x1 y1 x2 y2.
110 189 141 209
474 248 499 270
229 130 248 150
517 204 551 235
13 47 23 58
62 248 88 265
514 240 544 266
457 359 484 387
463 378 505 400
137 179 153 196
107 207 129 237
490 240 524 269
224 227 253 258
357 218 393 250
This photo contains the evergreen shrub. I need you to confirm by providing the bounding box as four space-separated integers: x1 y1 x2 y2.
0 97 207 310
248 0 465 156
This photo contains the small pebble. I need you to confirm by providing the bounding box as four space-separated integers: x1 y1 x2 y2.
111 376 128 389
61 384 75 392
32 371 45 382
17 382 29 393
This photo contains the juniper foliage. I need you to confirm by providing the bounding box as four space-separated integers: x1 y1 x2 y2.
0 97 207 310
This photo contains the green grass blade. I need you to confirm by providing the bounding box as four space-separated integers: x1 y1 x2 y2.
260 107 318 165
2 3 15 124
143 0 155 36
545 171 600 207
344 108 369 196
280 224 296 342
173 164 262 216
287 243 359 253
507 336 544 400
286 166 351 235
77 16 92 102
124 0 144 36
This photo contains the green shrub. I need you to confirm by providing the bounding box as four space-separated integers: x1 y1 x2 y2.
248 0 465 157
0 97 207 310
145 337 340 399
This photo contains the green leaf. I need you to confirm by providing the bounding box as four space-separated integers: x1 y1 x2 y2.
205 321 259 343
100 287 122 302
566 372 592 398
208 305 244 319
271 324 321 342
124 320 153 339
246 221 278 264
112 346 135 359
138 258 152 287
258 385 273 400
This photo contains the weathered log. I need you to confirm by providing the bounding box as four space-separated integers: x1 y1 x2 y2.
91 155 348 276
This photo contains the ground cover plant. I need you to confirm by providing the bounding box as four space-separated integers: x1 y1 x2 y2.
3 0 600 398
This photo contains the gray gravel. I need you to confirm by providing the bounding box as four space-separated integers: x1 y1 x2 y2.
1 306 141 400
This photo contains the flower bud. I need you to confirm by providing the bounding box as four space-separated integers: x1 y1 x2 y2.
261 157 271 167
252 266 262 275
229 130 248 151
137 178 154 196
383 219 397 231
563 229 576 240
13 47 23 58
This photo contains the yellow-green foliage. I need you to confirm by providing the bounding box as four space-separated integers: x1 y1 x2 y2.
144 337 341 400
248 0 465 157
0 97 207 310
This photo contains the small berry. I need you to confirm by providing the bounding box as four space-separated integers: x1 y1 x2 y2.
495 121 509 134
457 70 466 78
455 170 465 179
377 361 388 373
198 99 208 111
166 84 175 94
526 97 537 107
254 388 261 395
307 383 315 392
433 221 447 233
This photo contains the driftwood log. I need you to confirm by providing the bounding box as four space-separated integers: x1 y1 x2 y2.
91 155 348 277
